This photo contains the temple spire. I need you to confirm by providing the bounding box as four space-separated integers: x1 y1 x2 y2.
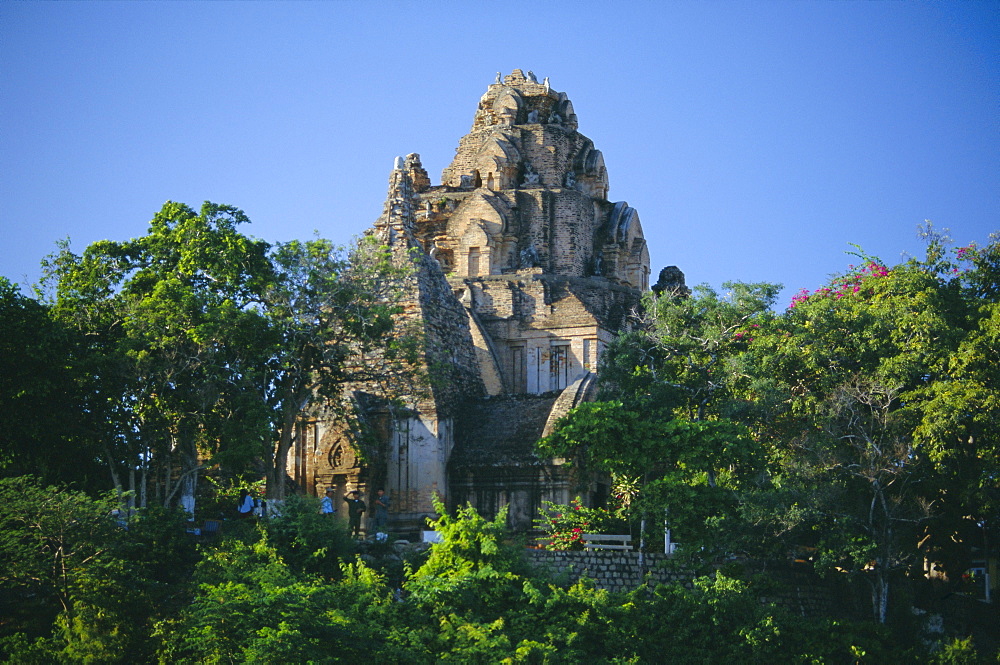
374 155 417 246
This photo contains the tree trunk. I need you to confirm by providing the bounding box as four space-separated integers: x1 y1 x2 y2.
162 437 172 508
267 405 298 500
179 470 197 517
176 422 198 518
878 573 889 624
664 507 673 554
127 468 136 516
870 567 890 624
869 482 892 624
638 512 647 568
638 471 650 568
104 440 122 494
140 450 148 509
178 448 198 518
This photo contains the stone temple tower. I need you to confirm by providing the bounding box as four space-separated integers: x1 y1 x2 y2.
289 69 654 533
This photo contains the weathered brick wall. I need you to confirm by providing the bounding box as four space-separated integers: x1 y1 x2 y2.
442 70 581 190
373 162 485 419
540 373 597 437
444 190 515 276
432 72 627 285
448 274 639 396
516 126 589 190
406 250 486 416
444 128 522 189
460 275 639 330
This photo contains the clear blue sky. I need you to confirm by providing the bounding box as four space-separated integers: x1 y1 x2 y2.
2 1 997 309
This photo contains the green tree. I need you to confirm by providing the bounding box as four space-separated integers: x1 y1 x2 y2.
539 401 762 561
261 493 354 579
44 201 274 515
398 499 606 662
908 237 1000 581
541 282 776 558
405 497 526 616
0 477 198 662
741 235 1000 623
397 500 896 663
0 279 106 490
155 527 403 663
0 477 119 627
43 203 422 510
640 281 781 422
260 235 417 499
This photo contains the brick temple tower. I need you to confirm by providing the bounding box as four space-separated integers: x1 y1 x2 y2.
289 69 657 533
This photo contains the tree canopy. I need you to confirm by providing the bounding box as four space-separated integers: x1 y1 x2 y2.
542 232 1000 625
1 205 996 657
4 201 421 513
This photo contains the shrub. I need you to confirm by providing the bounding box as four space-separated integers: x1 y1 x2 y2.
534 497 610 550
261 493 354 579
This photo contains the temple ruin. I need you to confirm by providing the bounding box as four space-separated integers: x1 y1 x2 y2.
288 69 668 533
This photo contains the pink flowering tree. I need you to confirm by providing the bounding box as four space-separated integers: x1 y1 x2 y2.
741 233 1000 624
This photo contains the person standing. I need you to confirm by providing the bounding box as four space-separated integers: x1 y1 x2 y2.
344 490 366 537
372 488 390 534
320 488 335 515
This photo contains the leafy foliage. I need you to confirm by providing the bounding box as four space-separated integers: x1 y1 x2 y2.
3 213 997 659
0 477 199 663
0 278 106 490
40 202 275 514
260 235 420 499
534 497 611 550
737 237 1000 623
542 234 999 628
155 533 401 664
0 476 993 663
26 201 423 514
261 494 354 579
405 497 527 617
539 399 763 562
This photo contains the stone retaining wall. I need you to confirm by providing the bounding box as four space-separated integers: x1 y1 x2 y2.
525 549 841 618
526 550 691 593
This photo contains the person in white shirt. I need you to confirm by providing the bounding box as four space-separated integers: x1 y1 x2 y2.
320 487 335 515
237 489 255 519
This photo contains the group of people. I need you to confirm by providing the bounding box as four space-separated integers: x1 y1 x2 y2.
320 487 390 537
235 486 391 537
